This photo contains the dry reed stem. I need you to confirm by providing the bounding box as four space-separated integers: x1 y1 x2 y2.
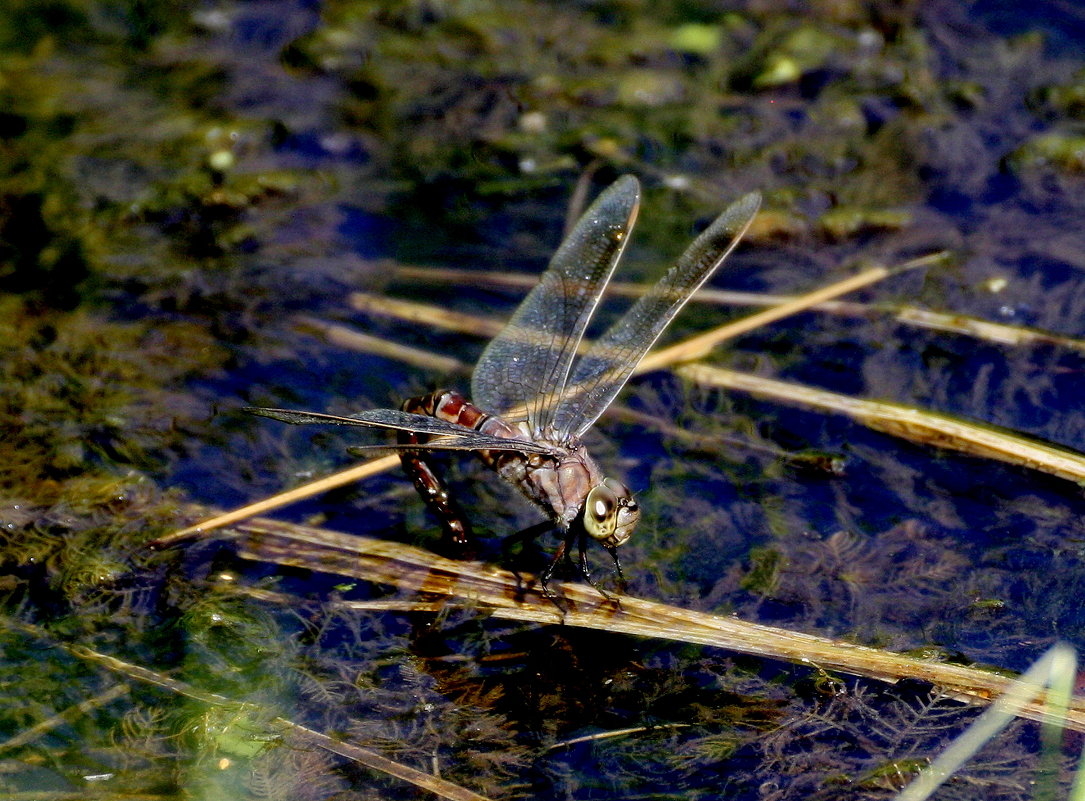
148 455 401 548
350 258 925 363
636 258 929 372
680 364 1085 485
349 293 506 340
225 514 1085 733
0 683 129 754
547 723 689 751
297 314 469 374
391 263 1085 352
345 271 1085 483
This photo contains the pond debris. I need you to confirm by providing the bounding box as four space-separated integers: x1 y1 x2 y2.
682 365 1085 488
161 511 1085 734
389 264 1085 353
1 618 496 801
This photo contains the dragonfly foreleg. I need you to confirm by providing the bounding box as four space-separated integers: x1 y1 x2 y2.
577 528 617 603
537 526 617 606
605 545 626 594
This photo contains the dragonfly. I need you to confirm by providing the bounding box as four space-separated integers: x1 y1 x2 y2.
245 175 760 598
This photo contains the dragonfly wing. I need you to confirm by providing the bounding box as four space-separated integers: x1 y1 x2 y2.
344 436 546 455
243 406 554 454
471 175 640 433
551 190 762 438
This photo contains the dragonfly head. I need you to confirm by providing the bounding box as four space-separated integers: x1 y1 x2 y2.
583 477 639 548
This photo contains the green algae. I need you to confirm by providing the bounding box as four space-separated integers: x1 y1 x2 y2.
284 0 940 237
817 206 913 241
1008 132 1085 174
739 546 783 595
750 26 852 88
1029 69 1085 120
0 300 226 501
1 0 1085 799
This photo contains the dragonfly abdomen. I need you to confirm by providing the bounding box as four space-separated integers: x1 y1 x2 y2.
403 389 521 443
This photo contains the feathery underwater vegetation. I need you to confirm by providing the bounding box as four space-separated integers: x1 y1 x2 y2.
4 1 1085 798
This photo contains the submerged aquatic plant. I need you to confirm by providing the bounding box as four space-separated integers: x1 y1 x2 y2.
3 0 1085 798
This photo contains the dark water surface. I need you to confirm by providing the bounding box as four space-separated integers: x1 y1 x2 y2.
3 1 1085 798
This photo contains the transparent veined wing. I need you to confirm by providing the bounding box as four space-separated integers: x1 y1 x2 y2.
550 190 761 438
470 175 640 435
242 406 554 454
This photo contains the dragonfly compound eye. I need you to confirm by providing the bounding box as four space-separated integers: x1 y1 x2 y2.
584 483 618 540
584 478 638 547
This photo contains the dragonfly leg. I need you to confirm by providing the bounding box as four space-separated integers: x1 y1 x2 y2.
398 393 477 558
540 530 575 605
577 529 616 603
605 545 627 593
398 448 476 557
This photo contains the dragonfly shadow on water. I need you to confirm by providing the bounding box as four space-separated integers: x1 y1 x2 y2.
245 175 761 604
